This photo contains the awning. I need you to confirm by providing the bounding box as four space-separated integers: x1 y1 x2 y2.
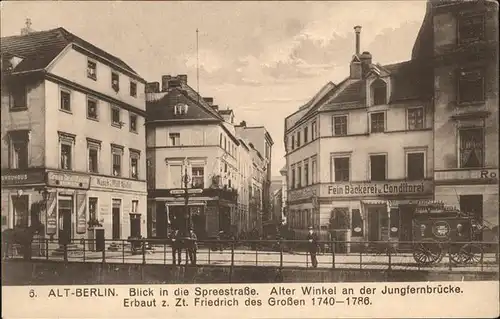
165 201 207 207
361 200 387 205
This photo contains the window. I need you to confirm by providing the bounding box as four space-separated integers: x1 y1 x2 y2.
406 152 425 180
371 79 387 105
131 200 138 214
87 139 100 173
389 208 399 238
130 81 137 97
12 195 29 228
59 132 75 170
459 128 484 168
11 84 27 109
334 157 350 182
311 157 317 184
86 96 98 120
297 165 302 188
111 146 123 176
111 106 121 126
87 60 97 80
304 127 309 143
458 68 485 104
304 162 309 186
9 131 29 169
169 133 180 146
458 14 485 44
291 135 295 151
312 121 318 140
192 167 204 188
89 197 98 221
370 154 386 181
370 112 385 133
333 115 348 136
130 114 138 133
291 167 296 189
297 131 301 147
60 89 71 112
61 144 72 170
130 150 140 179
169 164 183 188
408 107 424 130
111 72 120 92
174 103 189 115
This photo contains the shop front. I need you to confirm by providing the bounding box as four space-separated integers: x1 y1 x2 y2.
434 168 499 242
45 170 91 244
148 188 238 239
1 169 47 232
88 175 147 241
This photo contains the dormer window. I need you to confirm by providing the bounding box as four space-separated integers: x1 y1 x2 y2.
174 103 188 115
371 79 387 106
87 60 97 80
111 72 120 92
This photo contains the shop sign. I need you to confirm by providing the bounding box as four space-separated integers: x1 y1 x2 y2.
46 192 57 235
1 170 45 186
321 180 432 198
288 185 319 202
90 176 146 192
76 193 87 234
47 171 90 189
432 221 451 238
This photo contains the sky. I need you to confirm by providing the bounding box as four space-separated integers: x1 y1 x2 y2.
1 1 428 176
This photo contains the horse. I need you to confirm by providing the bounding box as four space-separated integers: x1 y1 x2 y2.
1 223 44 260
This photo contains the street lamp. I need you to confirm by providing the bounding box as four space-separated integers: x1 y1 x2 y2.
181 158 192 237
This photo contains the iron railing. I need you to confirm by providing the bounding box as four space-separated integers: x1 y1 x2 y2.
3 238 499 272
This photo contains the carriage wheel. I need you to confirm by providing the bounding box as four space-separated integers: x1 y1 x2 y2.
459 244 483 264
413 242 442 266
449 244 466 264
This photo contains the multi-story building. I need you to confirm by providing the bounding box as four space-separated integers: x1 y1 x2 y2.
235 123 274 232
145 75 241 239
1 26 148 243
279 165 288 224
413 0 498 240
284 25 434 248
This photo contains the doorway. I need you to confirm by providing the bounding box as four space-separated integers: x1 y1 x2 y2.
129 214 141 238
459 194 483 240
112 199 121 239
399 205 415 248
58 197 73 245
367 206 383 241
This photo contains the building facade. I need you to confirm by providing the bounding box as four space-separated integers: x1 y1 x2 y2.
415 0 498 240
1 26 148 243
284 26 434 248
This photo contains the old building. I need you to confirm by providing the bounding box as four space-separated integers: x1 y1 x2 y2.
284 26 434 248
235 123 274 232
414 0 498 240
1 25 148 243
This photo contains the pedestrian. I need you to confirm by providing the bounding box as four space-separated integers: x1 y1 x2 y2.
188 228 198 265
171 229 182 265
307 226 319 268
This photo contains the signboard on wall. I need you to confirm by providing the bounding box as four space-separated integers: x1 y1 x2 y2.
76 193 87 234
47 171 90 189
321 180 433 198
1 170 45 186
46 192 57 235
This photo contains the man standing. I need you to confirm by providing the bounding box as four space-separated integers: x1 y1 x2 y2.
171 229 182 265
307 226 319 268
188 228 198 265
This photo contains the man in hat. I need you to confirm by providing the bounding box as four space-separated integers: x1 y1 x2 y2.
307 226 319 268
187 228 198 265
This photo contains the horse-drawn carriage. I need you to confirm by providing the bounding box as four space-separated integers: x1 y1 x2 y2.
412 207 485 266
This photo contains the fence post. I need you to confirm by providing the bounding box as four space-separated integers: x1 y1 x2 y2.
448 244 452 271
279 241 283 268
388 246 392 271
102 243 106 264
359 249 362 269
331 240 335 269
163 243 167 265
122 241 125 264
63 244 68 262
255 245 258 266
45 238 49 260
306 251 309 268
142 240 146 265
83 239 86 262
231 242 235 267
480 242 484 272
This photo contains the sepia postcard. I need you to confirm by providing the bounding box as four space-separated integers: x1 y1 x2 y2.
1 0 499 318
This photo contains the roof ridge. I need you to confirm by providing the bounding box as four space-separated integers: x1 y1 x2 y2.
0 27 62 40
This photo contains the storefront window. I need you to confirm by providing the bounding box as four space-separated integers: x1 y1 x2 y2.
351 209 363 237
13 195 29 228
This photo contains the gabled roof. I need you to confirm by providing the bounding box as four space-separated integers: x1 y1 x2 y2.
146 87 222 122
177 81 223 120
1 27 139 76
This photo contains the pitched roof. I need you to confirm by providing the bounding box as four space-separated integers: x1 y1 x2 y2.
178 81 223 120
1 27 138 75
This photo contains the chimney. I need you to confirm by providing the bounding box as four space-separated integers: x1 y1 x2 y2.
203 97 214 106
354 26 361 55
360 51 373 77
20 18 34 36
178 74 188 84
161 75 172 92
240 120 247 127
146 82 160 93
168 79 182 88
